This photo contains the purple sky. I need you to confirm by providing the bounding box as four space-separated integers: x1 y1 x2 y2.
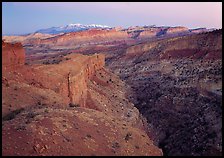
2 2 222 35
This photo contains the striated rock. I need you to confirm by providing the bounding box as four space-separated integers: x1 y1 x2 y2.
138 28 162 39
125 42 157 57
34 29 130 46
124 30 222 60
2 33 57 45
190 28 208 33
57 54 106 107
2 51 106 116
2 41 25 69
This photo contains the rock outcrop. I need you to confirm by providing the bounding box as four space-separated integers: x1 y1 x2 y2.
35 29 130 46
165 26 189 34
65 54 105 107
2 41 25 69
2 33 57 45
138 28 162 39
125 29 222 60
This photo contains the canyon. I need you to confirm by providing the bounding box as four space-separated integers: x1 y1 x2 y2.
107 29 222 156
2 41 162 156
2 25 222 156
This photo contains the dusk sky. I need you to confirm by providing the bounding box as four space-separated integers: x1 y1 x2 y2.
2 2 222 35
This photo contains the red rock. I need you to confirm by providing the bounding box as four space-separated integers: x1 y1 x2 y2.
34 29 130 46
138 28 162 39
2 41 25 69
165 26 189 34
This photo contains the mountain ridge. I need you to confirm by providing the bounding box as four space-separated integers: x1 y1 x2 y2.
35 23 112 34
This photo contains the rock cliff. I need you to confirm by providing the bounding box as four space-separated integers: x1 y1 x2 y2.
125 29 222 60
138 28 162 39
36 29 130 46
165 26 189 34
2 41 25 69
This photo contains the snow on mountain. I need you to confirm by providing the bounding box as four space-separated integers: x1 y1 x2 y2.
35 23 112 34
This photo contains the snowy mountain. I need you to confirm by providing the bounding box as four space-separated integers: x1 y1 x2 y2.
35 23 112 34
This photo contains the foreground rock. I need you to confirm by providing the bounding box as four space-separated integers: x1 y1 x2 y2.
2 107 162 156
2 41 25 69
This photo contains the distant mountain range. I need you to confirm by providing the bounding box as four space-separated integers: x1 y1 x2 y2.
3 23 217 36
35 23 112 34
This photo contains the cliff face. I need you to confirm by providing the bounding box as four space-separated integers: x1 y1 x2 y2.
2 41 25 69
126 42 157 57
2 41 104 109
125 30 222 60
165 26 189 34
66 54 105 107
36 29 130 46
25 54 105 108
2 33 56 45
2 42 105 115
138 28 162 39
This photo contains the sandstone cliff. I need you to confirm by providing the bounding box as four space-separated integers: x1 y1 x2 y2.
125 29 222 60
2 33 57 44
2 41 25 69
36 29 130 46
138 28 162 39
165 26 189 34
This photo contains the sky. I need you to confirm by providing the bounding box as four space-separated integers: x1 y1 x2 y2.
2 2 222 35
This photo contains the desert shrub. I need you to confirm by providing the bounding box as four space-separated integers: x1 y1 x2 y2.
43 60 50 65
69 103 80 107
2 108 25 121
112 142 120 149
65 57 71 60
26 111 39 119
16 125 26 131
52 59 62 64
125 132 132 141
135 145 140 149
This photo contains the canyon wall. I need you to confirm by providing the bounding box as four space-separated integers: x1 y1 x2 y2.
37 29 130 46
26 53 106 108
107 29 222 156
165 26 189 34
67 54 105 107
2 41 105 111
138 28 162 39
125 29 222 60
